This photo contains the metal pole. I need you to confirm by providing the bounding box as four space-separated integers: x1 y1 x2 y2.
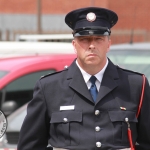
6 30 10 41
91 0 95 6
0 30 2 41
37 0 42 34
130 6 136 44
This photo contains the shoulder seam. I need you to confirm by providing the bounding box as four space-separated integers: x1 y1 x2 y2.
116 65 144 76
40 69 68 79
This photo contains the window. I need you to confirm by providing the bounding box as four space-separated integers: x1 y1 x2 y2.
107 49 150 82
3 69 55 109
0 70 9 79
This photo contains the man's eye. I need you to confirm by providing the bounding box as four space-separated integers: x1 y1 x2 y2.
80 38 89 41
96 38 103 40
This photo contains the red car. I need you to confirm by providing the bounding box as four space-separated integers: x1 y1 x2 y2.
0 54 76 116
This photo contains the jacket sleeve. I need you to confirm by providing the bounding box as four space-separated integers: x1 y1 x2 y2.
17 80 50 150
136 77 150 150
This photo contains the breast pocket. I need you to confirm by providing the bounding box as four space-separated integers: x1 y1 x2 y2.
108 110 138 145
50 111 82 146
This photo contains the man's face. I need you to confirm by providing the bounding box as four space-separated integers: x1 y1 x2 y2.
72 35 111 70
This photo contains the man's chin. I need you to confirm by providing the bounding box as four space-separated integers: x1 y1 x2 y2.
86 61 99 66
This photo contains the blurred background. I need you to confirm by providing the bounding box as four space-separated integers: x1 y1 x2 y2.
0 0 149 44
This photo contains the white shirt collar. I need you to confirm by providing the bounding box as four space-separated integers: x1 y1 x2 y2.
94 59 108 83
76 59 108 91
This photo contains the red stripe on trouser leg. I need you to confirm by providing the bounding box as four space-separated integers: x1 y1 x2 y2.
128 128 134 150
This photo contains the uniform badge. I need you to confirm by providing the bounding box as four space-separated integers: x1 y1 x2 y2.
120 107 126 110
60 105 75 111
86 12 96 22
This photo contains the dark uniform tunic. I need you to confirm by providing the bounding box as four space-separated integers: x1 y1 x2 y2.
18 59 150 150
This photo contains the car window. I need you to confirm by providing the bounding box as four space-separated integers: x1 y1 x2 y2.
107 50 150 82
3 69 55 109
0 70 9 79
7 104 27 131
6 70 55 91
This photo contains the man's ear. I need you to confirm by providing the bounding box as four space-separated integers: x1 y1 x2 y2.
107 39 111 53
72 40 77 53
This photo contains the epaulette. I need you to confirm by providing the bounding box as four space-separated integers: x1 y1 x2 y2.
40 67 68 79
116 65 144 76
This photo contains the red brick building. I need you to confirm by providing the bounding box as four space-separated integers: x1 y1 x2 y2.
0 0 150 43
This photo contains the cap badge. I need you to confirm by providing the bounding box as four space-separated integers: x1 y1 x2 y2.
86 12 96 22
89 31 94 35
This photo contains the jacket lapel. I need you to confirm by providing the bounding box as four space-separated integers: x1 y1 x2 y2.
96 60 119 104
66 59 119 104
66 60 94 102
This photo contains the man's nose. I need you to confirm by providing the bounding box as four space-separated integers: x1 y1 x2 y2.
89 39 96 49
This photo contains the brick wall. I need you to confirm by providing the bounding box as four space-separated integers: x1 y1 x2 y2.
0 0 108 14
109 0 150 30
0 0 149 29
109 0 150 43
0 0 150 43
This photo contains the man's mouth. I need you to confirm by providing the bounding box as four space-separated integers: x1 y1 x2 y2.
88 53 97 56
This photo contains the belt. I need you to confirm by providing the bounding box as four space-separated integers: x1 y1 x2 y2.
53 148 68 150
118 148 131 150
53 148 130 150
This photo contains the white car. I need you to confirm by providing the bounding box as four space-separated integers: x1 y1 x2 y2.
108 42 150 82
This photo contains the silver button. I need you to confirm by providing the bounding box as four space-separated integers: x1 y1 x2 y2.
63 118 68 122
96 142 101 147
95 110 100 115
95 126 101 132
125 117 128 122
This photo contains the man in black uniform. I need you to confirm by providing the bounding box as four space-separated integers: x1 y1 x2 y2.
18 7 150 150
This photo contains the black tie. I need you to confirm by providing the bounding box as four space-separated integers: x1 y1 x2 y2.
89 76 98 102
